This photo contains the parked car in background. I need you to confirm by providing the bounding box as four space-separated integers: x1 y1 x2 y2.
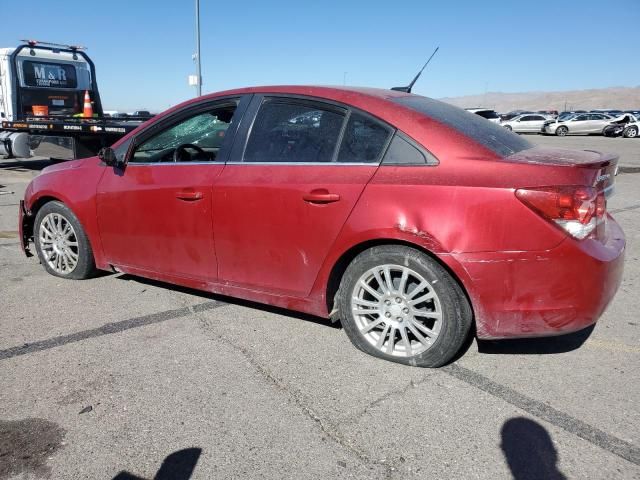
542 113 613 136
132 110 154 119
536 110 558 117
500 110 534 121
19 86 625 368
465 108 501 123
502 113 553 133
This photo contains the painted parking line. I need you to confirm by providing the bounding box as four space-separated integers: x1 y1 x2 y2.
443 364 640 466
0 300 227 361
0 298 638 468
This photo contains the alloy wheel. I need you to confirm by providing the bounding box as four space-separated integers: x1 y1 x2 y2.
350 264 442 357
38 213 79 274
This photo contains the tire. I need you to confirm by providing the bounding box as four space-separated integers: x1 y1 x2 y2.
33 201 96 279
504 125 512 131
624 126 638 138
336 245 472 367
556 126 568 136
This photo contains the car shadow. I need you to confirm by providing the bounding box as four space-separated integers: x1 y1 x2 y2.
476 325 595 355
115 273 341 330
112 447 202 480
501 417 567 479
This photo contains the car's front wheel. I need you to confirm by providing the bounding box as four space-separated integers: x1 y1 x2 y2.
624 126 638 138
34 201 96 279
556 126 568 136
337 245 472 367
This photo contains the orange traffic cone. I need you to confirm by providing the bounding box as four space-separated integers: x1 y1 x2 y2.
83 90 93 118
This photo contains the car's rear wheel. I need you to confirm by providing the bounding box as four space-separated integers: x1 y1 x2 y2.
624 126 638 138
34 201 96 279
556 126 568 136
337 245 472 367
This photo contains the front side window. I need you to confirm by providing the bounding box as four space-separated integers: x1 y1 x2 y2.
337 113 392 163
130 103 237 163
243 101 345 163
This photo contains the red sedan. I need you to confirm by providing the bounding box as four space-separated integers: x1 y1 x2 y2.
19 86 625 367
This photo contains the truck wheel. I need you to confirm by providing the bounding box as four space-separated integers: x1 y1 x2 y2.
34 201 96 279
336 245 472 367
556 126 568 136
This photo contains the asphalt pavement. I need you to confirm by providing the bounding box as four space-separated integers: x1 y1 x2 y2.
0 137 639 479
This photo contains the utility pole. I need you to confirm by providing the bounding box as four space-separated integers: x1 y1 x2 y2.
194 0 202 97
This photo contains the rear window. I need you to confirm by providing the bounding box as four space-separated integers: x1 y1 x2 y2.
475 110 500 119
22 61 77 88
392 95 532 157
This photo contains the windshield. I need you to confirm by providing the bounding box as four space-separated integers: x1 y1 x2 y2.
393 96 532 157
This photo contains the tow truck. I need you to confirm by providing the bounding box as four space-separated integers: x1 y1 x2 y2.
0 40 147 160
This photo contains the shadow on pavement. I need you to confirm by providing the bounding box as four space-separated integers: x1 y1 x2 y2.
501 417 567 480
476 325 595 355
0 158 55 173
115 273 341 329
112 448 202 480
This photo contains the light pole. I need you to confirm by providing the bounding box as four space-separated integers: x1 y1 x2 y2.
194 0 202 97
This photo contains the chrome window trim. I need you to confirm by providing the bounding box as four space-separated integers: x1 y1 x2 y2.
127 161 222 166
224 161 379 166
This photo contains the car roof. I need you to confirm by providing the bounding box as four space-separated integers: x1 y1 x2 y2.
132 85 512 162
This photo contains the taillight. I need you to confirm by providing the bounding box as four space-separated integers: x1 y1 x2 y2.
515 186 606 240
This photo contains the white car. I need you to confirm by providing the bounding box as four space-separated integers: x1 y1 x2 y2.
501 114 553 133
542 113 613 136
465 108 501 124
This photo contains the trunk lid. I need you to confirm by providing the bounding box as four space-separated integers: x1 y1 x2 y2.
503 146 618 196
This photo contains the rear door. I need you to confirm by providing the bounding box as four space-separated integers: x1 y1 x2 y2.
212 95 393 296
524 115 547 132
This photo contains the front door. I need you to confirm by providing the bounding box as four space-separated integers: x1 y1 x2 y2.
96 98 244 281
212 96 393 296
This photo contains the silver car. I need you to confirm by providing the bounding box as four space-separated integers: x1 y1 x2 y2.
542 113 612 136
502 114 552 133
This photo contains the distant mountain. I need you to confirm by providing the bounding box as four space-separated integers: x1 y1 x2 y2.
439 87 640 113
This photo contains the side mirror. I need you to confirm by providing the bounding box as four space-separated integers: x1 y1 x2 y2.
98 147 118 166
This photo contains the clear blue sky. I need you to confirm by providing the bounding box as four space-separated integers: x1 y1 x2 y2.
2 0 638 112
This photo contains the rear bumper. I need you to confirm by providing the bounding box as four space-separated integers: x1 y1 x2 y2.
454 216 625 339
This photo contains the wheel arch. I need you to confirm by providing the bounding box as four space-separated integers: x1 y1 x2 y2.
23 195 65 240
324 238 475 325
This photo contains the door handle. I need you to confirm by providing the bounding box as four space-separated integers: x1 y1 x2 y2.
302 189 340 204
175 190 203 201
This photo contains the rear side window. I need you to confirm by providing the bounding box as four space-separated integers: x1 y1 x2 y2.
382 134 437 165
392 96 531 157
337 113 392 163
22 61 77 88
244 101 345 163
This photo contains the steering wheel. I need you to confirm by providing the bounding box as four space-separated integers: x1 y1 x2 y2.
173 143 207 162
